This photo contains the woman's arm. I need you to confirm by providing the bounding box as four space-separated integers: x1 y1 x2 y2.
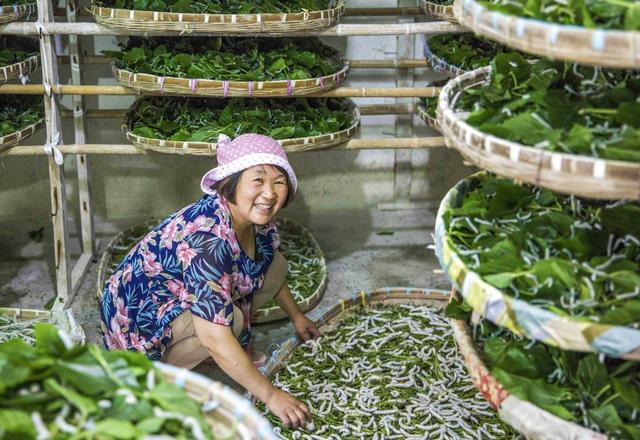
274 283 321 341
192 315 311 428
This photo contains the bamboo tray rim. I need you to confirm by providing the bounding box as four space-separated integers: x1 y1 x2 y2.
251 217 328 324
0 118 44 152
449 316 608 439
123 98 360 156
259 287 450 377
420 0 455 21
154 362 276 439
417 102 441 132
0 54 39 83
434 172 640 360
453 0 640 69
0 2 36 20
437 65 640 200
111 59 350 96
90 1 345 21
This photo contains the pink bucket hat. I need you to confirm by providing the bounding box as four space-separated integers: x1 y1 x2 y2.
200 133 298 195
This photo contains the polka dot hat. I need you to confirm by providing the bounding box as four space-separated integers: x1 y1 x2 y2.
200 133 298 195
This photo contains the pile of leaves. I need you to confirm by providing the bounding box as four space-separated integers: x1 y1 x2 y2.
0 323 215 439
444 174 640 326
478 0 640 30
0 37 38 67
259 304 517 439
457 53 640 162
0 95 43 137
95 0 329 13
446 300 640 439
427 33 530 72
129 97 355 142
104 37 343 81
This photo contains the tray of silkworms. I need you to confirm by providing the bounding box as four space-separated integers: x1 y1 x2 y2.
256 288 520 439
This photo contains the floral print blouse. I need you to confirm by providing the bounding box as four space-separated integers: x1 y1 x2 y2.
100 192 279 360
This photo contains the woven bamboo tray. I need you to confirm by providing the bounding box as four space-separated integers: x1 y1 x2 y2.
260 287 450 376
423 37 468 78
0 54 38 84
252 218 327 324
0 2 35 24
111 57 348 97
454 0 640 69
438 66 640 200
97 218 328 323
450 317 608 440
0 118 44 153
0 307 86 345
123 99 360 155
434 173 640 361
420 0 455 23
417 102 440 132
90 1 344 35
155 362 276 439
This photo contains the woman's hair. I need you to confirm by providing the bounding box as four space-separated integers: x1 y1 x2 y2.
214 165 292 208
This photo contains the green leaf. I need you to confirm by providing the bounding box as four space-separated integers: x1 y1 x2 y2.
576 355 608 396
93 419 138 439
0 409 36 438
612 378 640 408
588 404 624 432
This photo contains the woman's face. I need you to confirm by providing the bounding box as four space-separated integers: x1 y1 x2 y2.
231 165 289 226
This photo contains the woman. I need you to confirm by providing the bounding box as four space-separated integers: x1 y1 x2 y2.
100 133 319 428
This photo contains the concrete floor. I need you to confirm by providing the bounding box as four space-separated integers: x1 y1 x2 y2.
0 205 450 390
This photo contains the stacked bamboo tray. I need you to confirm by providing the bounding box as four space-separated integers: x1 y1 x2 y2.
431 1 640 437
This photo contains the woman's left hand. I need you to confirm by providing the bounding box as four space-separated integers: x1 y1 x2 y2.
292 314 320 341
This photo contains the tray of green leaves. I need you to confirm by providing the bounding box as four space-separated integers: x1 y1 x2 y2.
104 37 348 97
447 297 640 439
124 96 360 155
97 217 327 323
420 0 455 22
0 323 276 439
424 33 532 78
438 53 640 200
0 36 39 84
0 307 85 346
90 0 344 36
434 172 640 361
453 0 640 69
417 80 447 132
252 218 327 324
0 95 44 152
0 0 36 24
256 287 519 439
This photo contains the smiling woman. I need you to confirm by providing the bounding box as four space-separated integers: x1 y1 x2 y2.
99 133 319 429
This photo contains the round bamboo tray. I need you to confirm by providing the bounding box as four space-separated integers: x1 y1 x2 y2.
155 362 276 439
0 307 86 345
111 57 349 97
0 118 44 152
0 54 39 84
96 218 327 323
0 2 36 24
260 287 451 375
252 218 327 324
423 38 467 78
434 173 640 361
416 102 440 132
453 0 640 69
437 66 640 200
90 1 345 35
420 0 455 23
450 318 608 440
123 99 360 155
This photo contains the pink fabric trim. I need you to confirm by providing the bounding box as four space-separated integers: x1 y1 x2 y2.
286 80 293 96
159 76 165 93
247 81 253 97
223 80 229 97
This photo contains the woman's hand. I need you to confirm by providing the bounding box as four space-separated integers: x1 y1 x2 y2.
292 314 320 341
265 388 311 428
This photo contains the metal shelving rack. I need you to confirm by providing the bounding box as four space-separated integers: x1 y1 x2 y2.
0 1 462 308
